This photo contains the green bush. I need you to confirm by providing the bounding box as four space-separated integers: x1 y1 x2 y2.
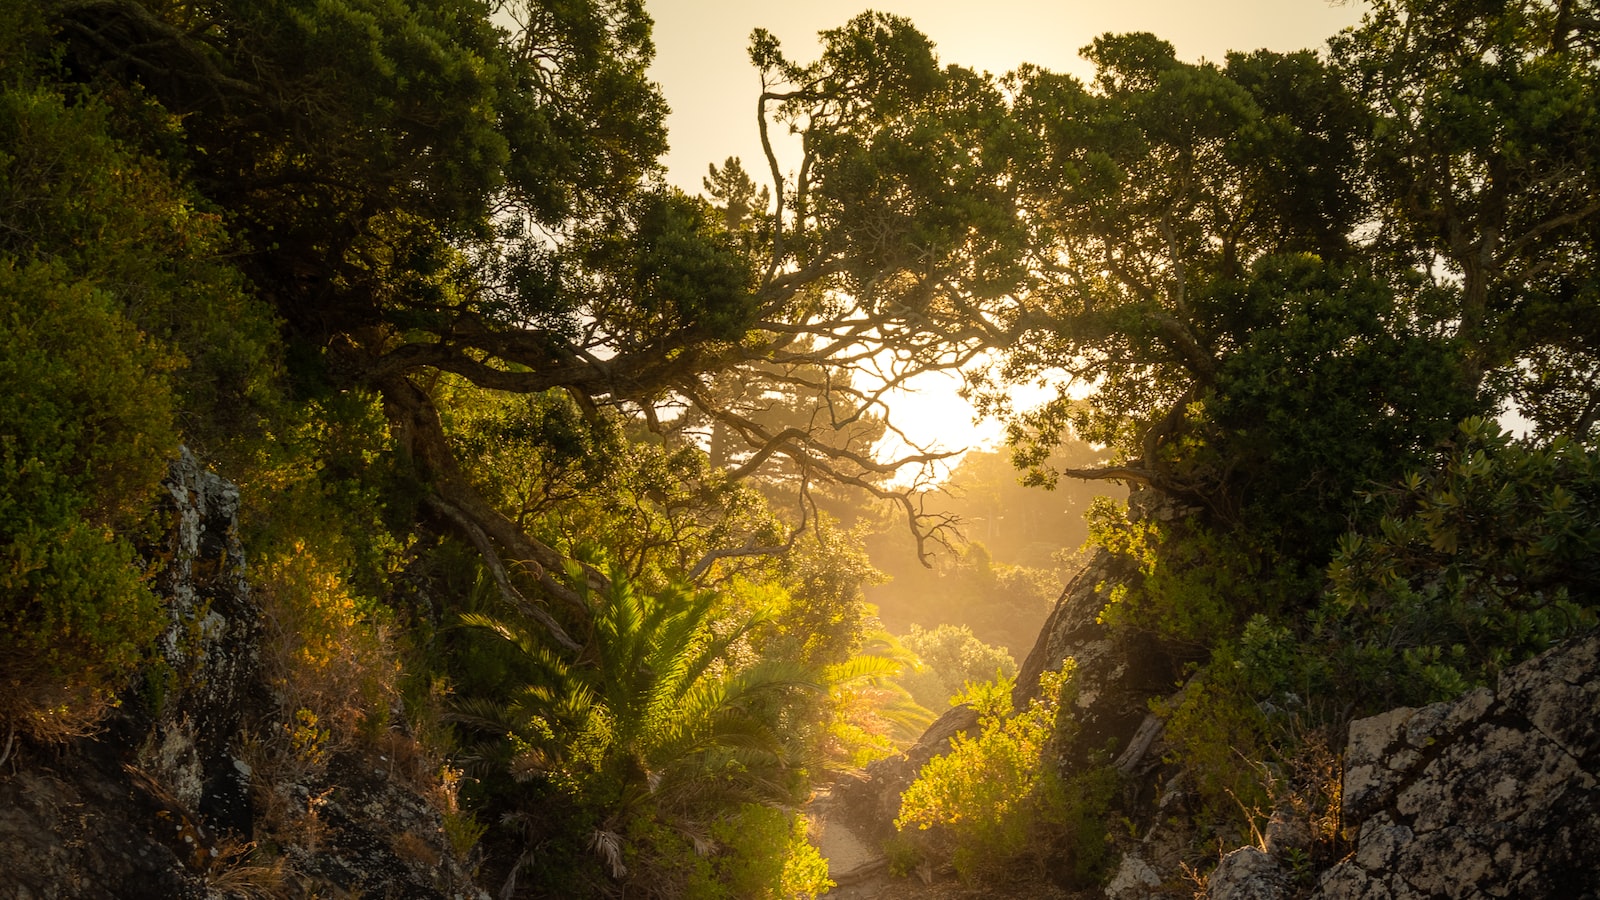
0 261 174 735
895 664 1115 886
1154 655 1273 844
1089 498 1303 653
699 804 833 899
0 86 279 455
898 623 1016 710
0 80 277 737
1321 418 1600 708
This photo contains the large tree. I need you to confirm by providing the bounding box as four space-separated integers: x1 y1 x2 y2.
988 3 1599 554
38 3 1040 653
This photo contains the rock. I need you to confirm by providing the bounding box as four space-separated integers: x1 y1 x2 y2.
1316 631 1600 899
1207 847 1289 900
1106 852 1162 898
146 447 266 837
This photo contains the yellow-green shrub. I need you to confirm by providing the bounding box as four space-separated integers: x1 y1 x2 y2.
700 804 833 900
257 541 400 750
895 664 1114 885
1155 658 1273 845
0 262 176 737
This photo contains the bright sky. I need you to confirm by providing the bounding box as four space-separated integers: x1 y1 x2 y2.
645 0 1370 469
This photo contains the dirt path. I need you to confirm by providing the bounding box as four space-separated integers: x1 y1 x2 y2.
807 785 891 898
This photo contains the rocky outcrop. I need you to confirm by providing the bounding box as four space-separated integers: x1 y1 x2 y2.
1314 630 1600 899
1207 847 1291 900
148 446 266 838
1202 630 1600 900
0 449 486 900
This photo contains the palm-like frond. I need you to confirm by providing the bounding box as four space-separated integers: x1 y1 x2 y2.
455 565 824 888
823 653 907 686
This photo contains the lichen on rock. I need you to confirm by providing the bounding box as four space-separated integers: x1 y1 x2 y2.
1316 631 1600 899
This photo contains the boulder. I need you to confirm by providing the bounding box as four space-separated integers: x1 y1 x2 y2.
1315 631 1600 899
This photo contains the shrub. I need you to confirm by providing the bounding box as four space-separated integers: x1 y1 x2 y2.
700 804 833 900
0 81 278 738
898 623 1017 710
1154 656 1273 845
1096 502 1321 655
256 542 400 750
0 261 175 737
895 664 1115 886
1321 418 1600 707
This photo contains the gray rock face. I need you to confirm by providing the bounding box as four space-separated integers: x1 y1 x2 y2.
1316 631 1600 900
150 446 264 834
1209 847 1291 900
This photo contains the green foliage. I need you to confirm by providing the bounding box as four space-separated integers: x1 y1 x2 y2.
0 80 271 734
898 624 1017 711
760 520 881 669
1155 656 1273 844
1320 418 1600 707
586 189 760 345
1088 498 1307 653
0 265 170 729
895 664 1115 887
1147 420 1600 853
0 84 279 450
701 805 833 900
1331 0 1600 438
455 569 822 896
756 11 1029 314
11 1 1599 894
450 385 630 529
820 631 937 766
241 390 411 598
1002 40 1372 476
1204 257 1472 545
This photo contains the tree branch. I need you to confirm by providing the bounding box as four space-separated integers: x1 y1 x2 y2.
425 494 581 653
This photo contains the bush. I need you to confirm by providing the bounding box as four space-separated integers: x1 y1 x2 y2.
0 261 175 737
1321 417 1600 708
898 623 1016 710
895 664 1115 886
699 804 833 900
1087 494 1314 659
1154 655 1273 845
0 81 278 737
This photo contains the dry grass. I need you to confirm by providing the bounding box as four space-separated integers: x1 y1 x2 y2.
0 671 116 747
256 542 401 755
392 830 441 867
203 833 286 899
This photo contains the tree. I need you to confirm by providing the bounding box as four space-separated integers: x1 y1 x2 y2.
984 2 1599 560
1331 0 1600 438
996 39 1418 504
898 624 1017 710
39 3 1044 662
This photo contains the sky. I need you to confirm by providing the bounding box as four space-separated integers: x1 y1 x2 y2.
644 0 1371 468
